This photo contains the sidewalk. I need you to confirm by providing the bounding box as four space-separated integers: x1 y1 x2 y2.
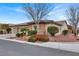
0 38 79 53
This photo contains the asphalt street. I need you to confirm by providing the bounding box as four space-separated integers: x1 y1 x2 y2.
0 39 78 56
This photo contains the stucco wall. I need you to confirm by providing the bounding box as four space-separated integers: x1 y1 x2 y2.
29 24 62 35
60 22 68 33
10 27 17 34
10 22 68 35
10 26 29 34
17 26 28 33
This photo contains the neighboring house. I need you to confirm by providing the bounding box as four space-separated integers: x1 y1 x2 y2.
9 20 69 35
0 24 9 34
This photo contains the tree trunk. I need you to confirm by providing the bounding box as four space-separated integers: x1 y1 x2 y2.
75 28 77 36
36 23 40 34
72 27 77 36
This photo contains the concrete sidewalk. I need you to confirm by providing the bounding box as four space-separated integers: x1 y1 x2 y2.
42 42 79 53
0 38 79 53
0 39 79 56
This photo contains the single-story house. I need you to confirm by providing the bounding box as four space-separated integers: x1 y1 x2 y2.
0 23 9 34
9 20 69 35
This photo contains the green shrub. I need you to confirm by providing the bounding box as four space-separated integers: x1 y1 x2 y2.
62 30 68 35
47 26 59 36
20 33 24 37
36 35 49 42
28 35 37 42
16 33 21 37
28 30 37 36
21 28 29 33
16 32 26 37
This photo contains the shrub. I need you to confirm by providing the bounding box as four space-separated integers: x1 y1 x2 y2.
47 26 59 36
20 33 25 37
36 35 49 42
16 32 26 37
28 30 37 36
16 33 21 37
21 28 29 33
28 35 37 42
62 30 68 35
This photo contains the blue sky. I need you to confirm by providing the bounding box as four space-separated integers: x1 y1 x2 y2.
0 3 78 24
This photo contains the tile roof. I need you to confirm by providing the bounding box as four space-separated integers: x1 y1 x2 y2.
56 20 67 25
9 20 68 27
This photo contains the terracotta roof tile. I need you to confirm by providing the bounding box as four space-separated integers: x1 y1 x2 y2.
9 20 65 27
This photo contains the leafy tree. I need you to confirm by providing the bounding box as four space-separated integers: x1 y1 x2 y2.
6 28 11 33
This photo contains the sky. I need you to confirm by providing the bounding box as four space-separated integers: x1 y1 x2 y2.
0 3 79 24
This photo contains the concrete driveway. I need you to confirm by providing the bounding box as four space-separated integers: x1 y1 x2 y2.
0 39 79 56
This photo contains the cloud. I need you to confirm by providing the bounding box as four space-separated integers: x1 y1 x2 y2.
47 8 66 20
13 7 25 13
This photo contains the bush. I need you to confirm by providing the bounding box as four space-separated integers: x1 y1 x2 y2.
28 35 37 42
36 35 49 42
21 28 29 33
47 26 59 36
62 30 68 35
16 32 26 37
28 35 49 42
28 30 37 36
16 33 21 37
20 33 25 37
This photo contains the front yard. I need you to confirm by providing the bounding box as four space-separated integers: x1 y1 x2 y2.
5 33 79 42
49 34 79 42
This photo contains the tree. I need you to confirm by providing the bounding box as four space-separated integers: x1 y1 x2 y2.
6 28 11 33
65 7 79 36
47 26 59 36
23 3 55 33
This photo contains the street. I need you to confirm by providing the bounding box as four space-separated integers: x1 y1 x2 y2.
0 39 78 56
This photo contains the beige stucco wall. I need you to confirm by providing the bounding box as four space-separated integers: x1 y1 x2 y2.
0 24 9 34
10 26 29 34
10 27 17 34
29 24 62 35
17 26 28 33
60 23 68 34
31 24 45 31
10 22 68 35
